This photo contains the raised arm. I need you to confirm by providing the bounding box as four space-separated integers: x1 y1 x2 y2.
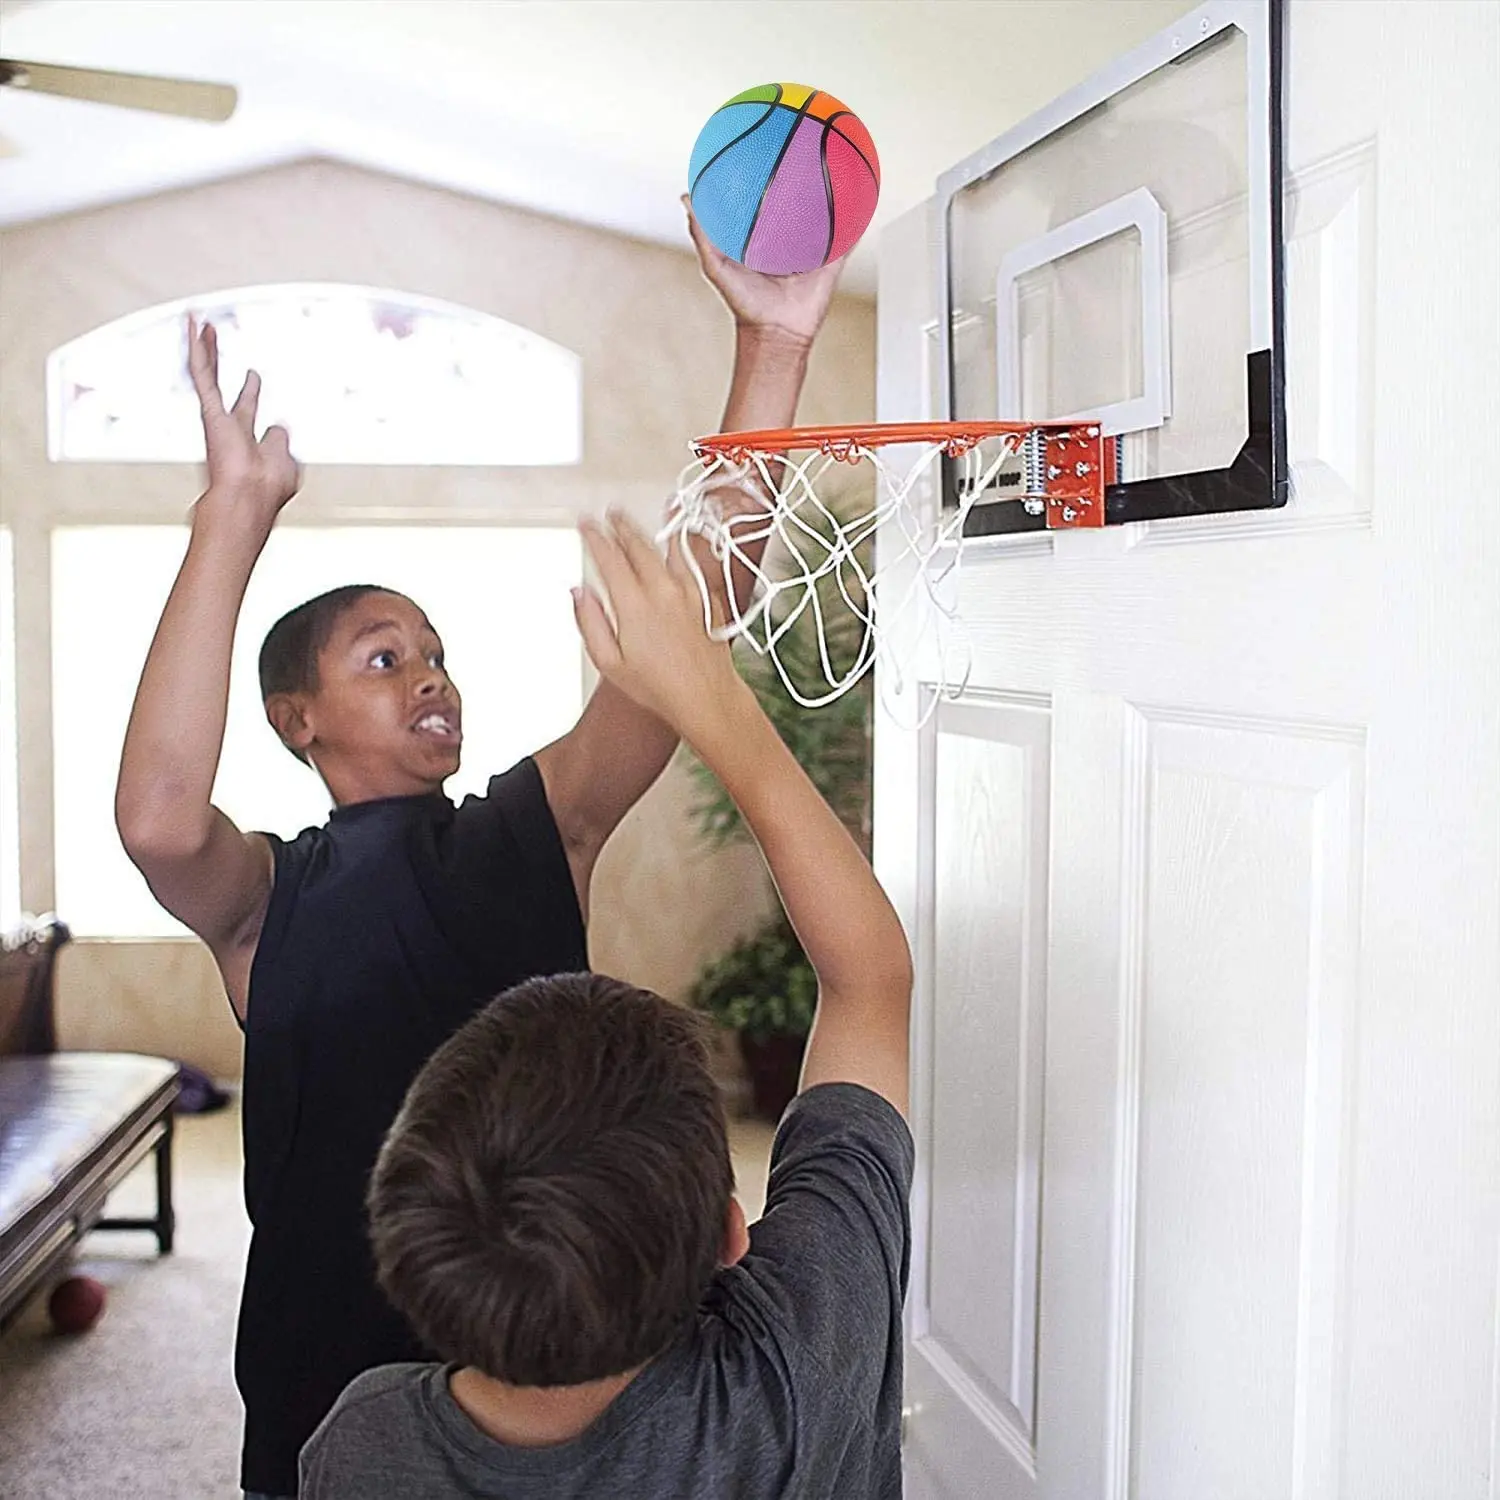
534 207 846 913
115 319 300 1016
573 514 911 1117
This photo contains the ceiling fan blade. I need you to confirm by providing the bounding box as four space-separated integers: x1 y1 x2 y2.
0 59 236 122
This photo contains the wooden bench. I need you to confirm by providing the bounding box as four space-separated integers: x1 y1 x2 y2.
0 917 179 1330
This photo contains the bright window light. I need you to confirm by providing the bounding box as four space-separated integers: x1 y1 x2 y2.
48 284 581 466
0 529 19 931
53 526 583 939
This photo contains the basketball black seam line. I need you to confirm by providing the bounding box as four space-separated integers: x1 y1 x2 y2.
688 83 784 195
819 120 837 266
715 95 874 168
742 90 822 265
764 101 876 176
824 110 879 184
820 112 878 265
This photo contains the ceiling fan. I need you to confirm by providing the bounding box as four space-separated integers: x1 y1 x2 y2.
0 57 237 152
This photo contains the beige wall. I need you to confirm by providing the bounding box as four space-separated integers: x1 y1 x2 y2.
0 158 874 1079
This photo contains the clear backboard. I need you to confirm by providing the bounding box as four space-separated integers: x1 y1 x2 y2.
934 0 1287 534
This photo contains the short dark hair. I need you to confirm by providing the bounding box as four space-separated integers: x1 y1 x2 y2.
257 584 394 702
258 585 396 763
368 973 733 1387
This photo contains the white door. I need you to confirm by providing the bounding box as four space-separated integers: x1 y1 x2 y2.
875 4 1500 1498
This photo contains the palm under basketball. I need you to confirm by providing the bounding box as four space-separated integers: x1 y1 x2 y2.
688 83 880 275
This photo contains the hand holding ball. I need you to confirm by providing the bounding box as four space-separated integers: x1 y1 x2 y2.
689 83 880 275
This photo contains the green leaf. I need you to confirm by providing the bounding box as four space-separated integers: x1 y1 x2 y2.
687 913 818 1041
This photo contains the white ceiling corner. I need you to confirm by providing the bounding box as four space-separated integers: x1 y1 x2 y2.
0 0 1194 294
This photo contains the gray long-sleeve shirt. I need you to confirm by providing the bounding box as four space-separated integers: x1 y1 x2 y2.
300 1083 914 1499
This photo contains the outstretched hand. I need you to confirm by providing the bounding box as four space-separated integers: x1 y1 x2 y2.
684 197 843 348
187 315 301 532
573 511 748 742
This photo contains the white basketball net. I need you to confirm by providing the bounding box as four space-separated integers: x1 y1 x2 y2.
660 434 1027 719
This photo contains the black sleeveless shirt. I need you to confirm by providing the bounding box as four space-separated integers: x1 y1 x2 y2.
236 759 586 1496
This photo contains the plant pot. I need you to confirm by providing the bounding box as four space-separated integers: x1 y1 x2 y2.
739 1030 808 1123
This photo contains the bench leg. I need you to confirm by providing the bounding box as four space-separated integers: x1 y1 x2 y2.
154 1112 176 1255
91 1104 178 1252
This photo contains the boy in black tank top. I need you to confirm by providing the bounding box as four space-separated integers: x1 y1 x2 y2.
116 215 844 1499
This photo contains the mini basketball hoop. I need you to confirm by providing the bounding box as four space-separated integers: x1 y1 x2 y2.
661 419 1108 715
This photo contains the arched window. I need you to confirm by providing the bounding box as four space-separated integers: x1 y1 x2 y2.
48 284 581 465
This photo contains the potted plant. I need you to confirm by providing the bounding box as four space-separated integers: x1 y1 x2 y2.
685 511 873 1120
687 912 817 1121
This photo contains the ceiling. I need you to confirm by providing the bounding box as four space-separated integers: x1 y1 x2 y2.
0 0 1189 292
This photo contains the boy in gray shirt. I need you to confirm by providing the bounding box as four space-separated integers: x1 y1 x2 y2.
300 513 915 1499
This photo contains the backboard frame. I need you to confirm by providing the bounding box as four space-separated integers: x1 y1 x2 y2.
933 0 1287 534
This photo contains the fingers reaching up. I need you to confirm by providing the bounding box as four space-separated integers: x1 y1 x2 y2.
230 368 262 432
187 318 264 436
575 511 743 740
185 315 302 530
571 580 621 678
186 316 225 418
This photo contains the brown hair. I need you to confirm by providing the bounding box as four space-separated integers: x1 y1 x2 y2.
368 972 734 1386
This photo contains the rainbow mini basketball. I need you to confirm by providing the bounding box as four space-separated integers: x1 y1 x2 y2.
689 83 880 276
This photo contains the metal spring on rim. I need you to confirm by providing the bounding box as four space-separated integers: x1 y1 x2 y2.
1022 431 1047 515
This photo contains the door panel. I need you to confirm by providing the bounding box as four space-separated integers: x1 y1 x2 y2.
1124 716 1361 1500
906 697 1050 1496
877 5 1500 1497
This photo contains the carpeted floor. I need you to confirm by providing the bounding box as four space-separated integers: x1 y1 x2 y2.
0 1096 775 1500
0 1101 249 1499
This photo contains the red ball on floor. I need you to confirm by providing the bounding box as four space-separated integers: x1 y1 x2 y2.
48 1274 107 1334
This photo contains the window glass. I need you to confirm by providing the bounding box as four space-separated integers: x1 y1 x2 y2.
49 284 581 466
52 526 582 937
